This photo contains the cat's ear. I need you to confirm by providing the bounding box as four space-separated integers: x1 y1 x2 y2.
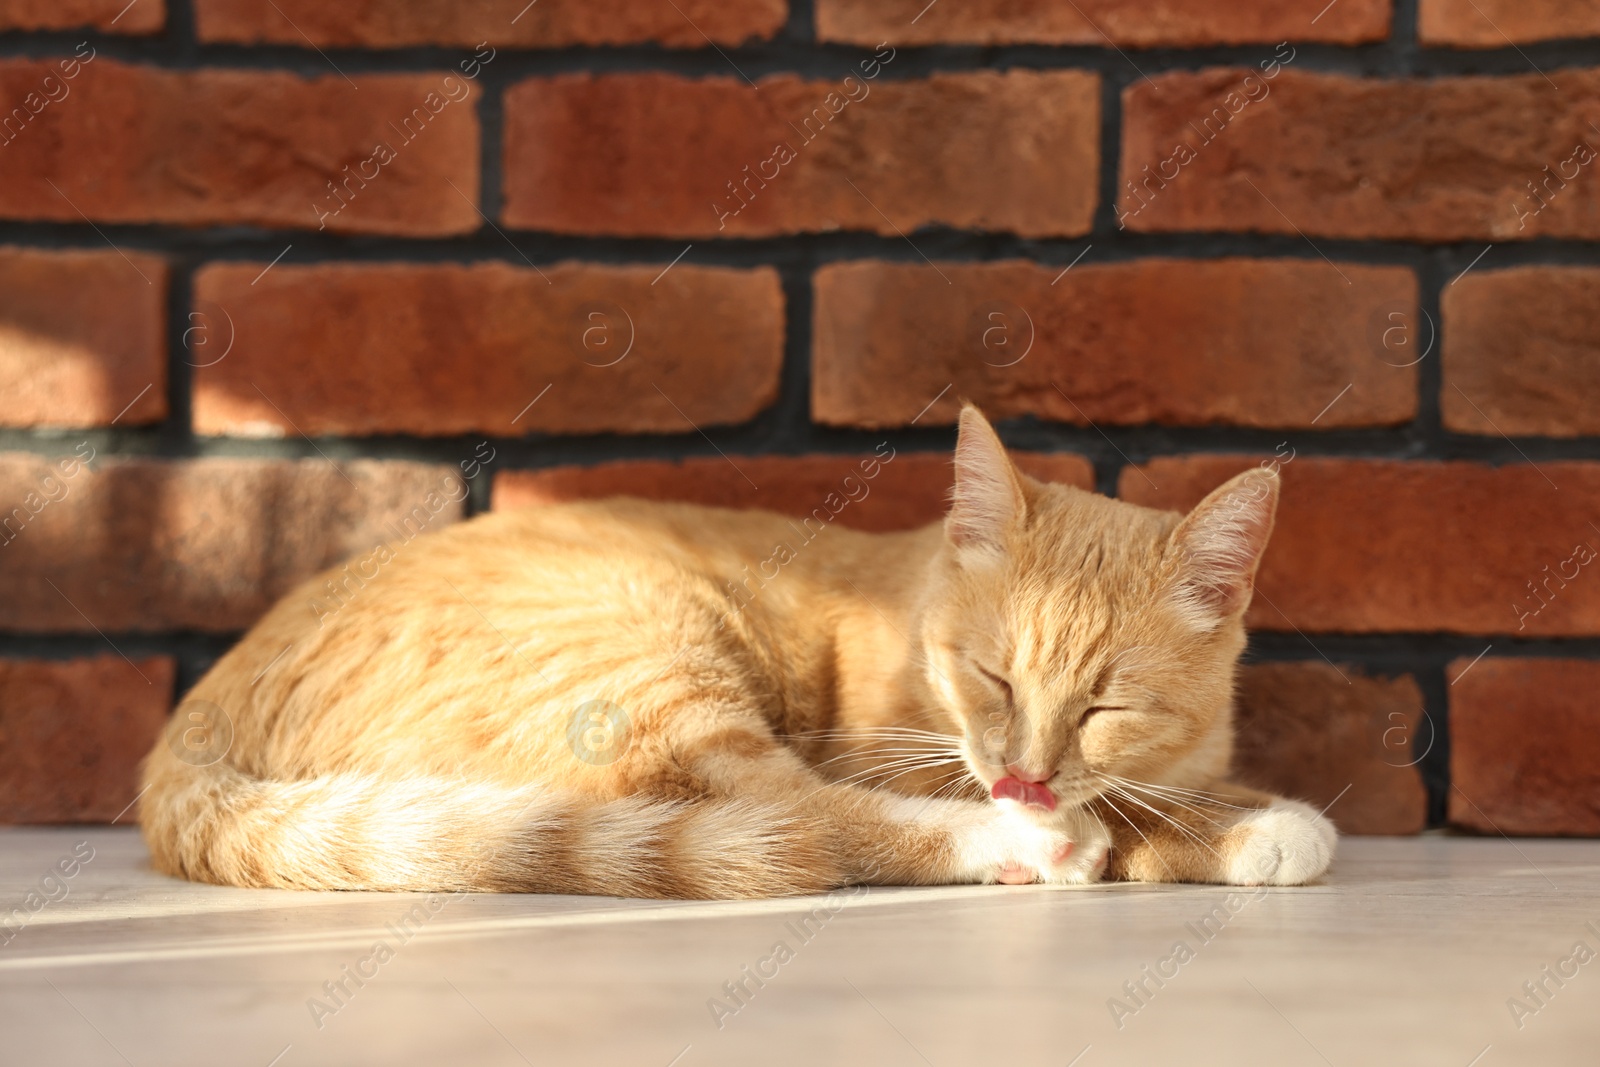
1168 467 1280 627
947 405 1025 556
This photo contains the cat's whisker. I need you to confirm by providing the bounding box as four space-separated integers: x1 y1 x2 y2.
803 736 959 747
794 756 967 807
894 769 983 820
1105 772 1210 798
813 745 965 769
1105 775 1255 810
869 761 970 792
783 727 958 742
791 728 966 771
1097 793 1178 880
932 780 982 803
943 778 987 802
1103 784 1224 862
836 757 967 785
832 751 966 770
831 762 965 787
813 754 961 772
1099 776 1231 827
816 741 963 756
925 767 972 790
899 764 981 804
1107 777 1238 803
822 741 966 753
1119 792 1226 829
822 755 967 792
1114 776 1241 800
832 755 953 780
789 734 960 752
920 772 980 807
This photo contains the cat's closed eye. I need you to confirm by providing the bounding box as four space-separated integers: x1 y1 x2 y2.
1079 706 1127 726
974 665 1013 704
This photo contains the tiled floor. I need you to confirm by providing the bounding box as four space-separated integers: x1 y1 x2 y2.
0 828 1595 1066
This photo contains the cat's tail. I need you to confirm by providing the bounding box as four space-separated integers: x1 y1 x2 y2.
139 757 841 899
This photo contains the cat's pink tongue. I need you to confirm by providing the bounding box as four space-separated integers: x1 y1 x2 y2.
991 776 1057 811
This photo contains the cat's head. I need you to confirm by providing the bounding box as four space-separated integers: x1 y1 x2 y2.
920 405 1278 818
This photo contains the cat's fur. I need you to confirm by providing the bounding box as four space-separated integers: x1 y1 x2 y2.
140 406 1335 898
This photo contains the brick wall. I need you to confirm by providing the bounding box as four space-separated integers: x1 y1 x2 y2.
1 0 1596 838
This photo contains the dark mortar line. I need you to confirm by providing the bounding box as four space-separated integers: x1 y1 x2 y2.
162 257 196 447
1094 60 1127 239
1414 249 1446 444
1415 661 1452 828
1089 453 1122 499
773 255 820 454
13 225 1600 269
5 30 1600 80
9 420 1600 466
1390 0 1422 73
783 0 817 46
168 0 199 60
476 58 507 223
1241 631 1598 663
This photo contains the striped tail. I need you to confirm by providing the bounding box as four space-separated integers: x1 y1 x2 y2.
139 758 840 899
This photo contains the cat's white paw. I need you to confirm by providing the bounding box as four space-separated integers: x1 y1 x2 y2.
972 804 1111 886
1038 805 1112 885
1224 800 1336 886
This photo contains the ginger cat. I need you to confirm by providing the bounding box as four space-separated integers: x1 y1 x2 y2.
140 406 1335 897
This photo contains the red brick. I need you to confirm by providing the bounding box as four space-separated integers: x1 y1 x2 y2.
0 247 167 430
0 0 162 33
814 259 1416 430
1421 0 1600 47
1119 456 1600 635
196 0 784 47
1232 662 1427 835
493 450 1093 533
818 0 1388 47
192 262 783 438
0 656 173 824
0 59 478 236
1120 68 1600 241
502 71 1098 239
1442 267 1600 437
0 455 466 633
1449 659 1600 835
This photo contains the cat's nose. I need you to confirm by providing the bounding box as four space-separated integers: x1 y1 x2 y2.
1005 763 1054 784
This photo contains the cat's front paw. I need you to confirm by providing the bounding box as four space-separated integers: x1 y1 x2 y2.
1037 805 1112 885
1223 799 1336 886
984 805 1111 886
